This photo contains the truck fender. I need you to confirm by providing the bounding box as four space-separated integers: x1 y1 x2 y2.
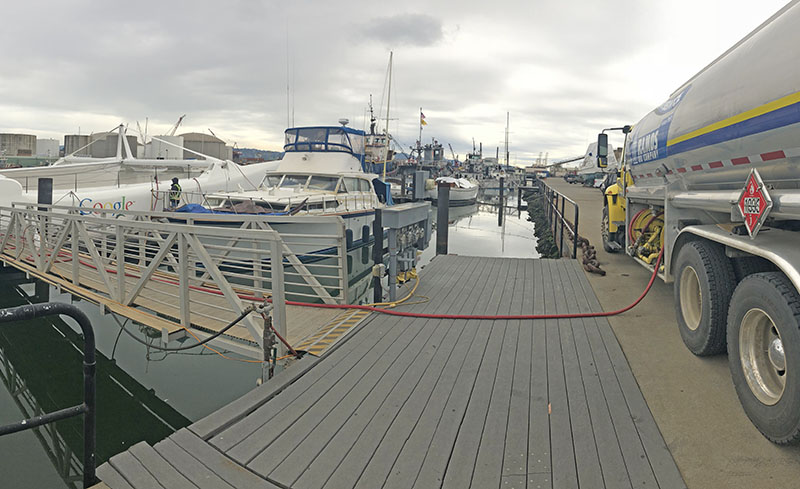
604 183 625 233
675 224 800 295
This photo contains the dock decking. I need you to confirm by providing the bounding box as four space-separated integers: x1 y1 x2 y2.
96 255 686 488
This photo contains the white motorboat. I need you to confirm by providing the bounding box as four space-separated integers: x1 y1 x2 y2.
425 176 478 206
172 123 394 303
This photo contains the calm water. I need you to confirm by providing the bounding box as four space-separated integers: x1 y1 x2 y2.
0 192 536 487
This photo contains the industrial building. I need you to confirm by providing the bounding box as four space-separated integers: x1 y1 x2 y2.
0 133 36 157
144 135 184 159
64 134 91 156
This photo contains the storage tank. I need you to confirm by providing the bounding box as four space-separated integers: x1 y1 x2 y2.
0 134 36 157
87 132 138 158
625 1 800 192
36 138 60 158
179 132 226 159
144 135 184 159
64 135 91 156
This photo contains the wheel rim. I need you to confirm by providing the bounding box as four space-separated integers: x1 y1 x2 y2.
679 266 702 331
739 308 786 406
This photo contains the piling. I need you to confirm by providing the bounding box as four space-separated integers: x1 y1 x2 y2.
37 177 53 211
436 183 450 255
372 208 384 303
498 177 505 226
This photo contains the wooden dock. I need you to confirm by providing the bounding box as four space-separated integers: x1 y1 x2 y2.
96 255 686 488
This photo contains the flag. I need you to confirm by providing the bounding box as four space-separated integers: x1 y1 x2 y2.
420 112 427 126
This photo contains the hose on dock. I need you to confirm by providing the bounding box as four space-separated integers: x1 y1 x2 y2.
287 249 664 321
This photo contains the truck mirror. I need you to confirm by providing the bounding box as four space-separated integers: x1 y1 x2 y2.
597 133 608 168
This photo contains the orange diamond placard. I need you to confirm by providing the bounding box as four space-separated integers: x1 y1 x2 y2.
737 169 772 238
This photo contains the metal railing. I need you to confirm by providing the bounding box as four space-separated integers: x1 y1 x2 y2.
0 302 97 488
0 203 351 358
537 180 579 258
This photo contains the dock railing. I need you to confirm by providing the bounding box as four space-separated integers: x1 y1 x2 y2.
536 180 579 258
0 203 351 358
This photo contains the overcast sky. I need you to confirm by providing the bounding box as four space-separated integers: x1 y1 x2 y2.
0 0 790 164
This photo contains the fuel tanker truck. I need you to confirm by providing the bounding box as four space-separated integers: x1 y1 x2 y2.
597 0 800 444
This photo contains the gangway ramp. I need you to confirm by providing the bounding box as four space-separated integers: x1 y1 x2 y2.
95 255 686 489
0 204 367 359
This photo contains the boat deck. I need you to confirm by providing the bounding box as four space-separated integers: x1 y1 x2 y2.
96 255 686 488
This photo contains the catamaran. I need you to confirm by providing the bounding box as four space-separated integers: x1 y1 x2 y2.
0 124 280 211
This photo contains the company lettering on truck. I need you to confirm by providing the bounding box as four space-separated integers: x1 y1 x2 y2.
78 197 135 215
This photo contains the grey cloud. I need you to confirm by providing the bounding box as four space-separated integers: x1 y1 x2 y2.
361 14 443 47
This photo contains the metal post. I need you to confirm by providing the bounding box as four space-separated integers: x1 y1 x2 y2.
372 208 383 303
0 303 97 488
436 183 449 255
498 177 504 226
573 203 580 259
270 238 287 358
559 195 565 257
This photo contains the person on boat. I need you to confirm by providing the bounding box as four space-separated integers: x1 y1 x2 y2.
169 177 182 208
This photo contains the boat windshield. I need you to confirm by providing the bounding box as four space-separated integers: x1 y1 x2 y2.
283 127 365 158
307 175 340 191
281 174 310 187
262 174 282 187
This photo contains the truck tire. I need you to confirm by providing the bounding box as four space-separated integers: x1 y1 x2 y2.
674 240 735 355
727 272 800 444
601 206 622 253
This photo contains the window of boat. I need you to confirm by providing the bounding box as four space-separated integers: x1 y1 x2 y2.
326 129 350 153
262 174 282 187
342 177 359 193
281 175 309 188
358 179 372 192
307 176 339 191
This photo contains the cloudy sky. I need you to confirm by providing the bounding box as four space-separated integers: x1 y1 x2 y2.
0 0 791 164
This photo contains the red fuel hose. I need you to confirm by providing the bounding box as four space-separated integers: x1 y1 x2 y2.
284 250 665 320
26 245 665 322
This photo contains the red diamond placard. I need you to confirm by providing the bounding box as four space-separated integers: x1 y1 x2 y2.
737 169 772 238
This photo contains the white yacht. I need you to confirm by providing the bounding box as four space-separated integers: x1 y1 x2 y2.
425 176 478 206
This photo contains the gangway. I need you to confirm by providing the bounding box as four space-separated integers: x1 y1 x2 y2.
0 204 355 360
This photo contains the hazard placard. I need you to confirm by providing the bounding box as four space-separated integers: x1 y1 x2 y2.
737 169 772 238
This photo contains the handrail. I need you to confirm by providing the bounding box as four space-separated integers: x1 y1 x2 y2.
0 302 97 488
536 180 579 258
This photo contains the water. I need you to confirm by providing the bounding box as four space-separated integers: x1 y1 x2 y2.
0 192 537 487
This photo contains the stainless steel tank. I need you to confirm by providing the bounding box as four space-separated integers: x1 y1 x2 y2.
626 0 800 192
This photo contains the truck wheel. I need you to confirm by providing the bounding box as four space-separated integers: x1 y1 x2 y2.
728 272 800 444
601 206 621 253
674 241 735 355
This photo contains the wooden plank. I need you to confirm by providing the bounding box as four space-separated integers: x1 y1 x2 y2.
570 262 686 489
96 464 136 489
542 259 579 489
293 256 490 489
128 441 199 489
171 429 282 489
561 262 632 489
470 258 527 488
406 258 511 489
550 261 604 488
573 292 659 486
265 257 482 487
154 438 236 489
436 258 517 488
190 355 319 439
528 260 552 487
107 450 166 489
502 258 532 481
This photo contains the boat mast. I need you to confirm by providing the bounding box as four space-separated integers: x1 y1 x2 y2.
383 51 393 179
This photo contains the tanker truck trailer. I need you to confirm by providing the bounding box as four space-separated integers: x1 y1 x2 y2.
597 0 800 444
